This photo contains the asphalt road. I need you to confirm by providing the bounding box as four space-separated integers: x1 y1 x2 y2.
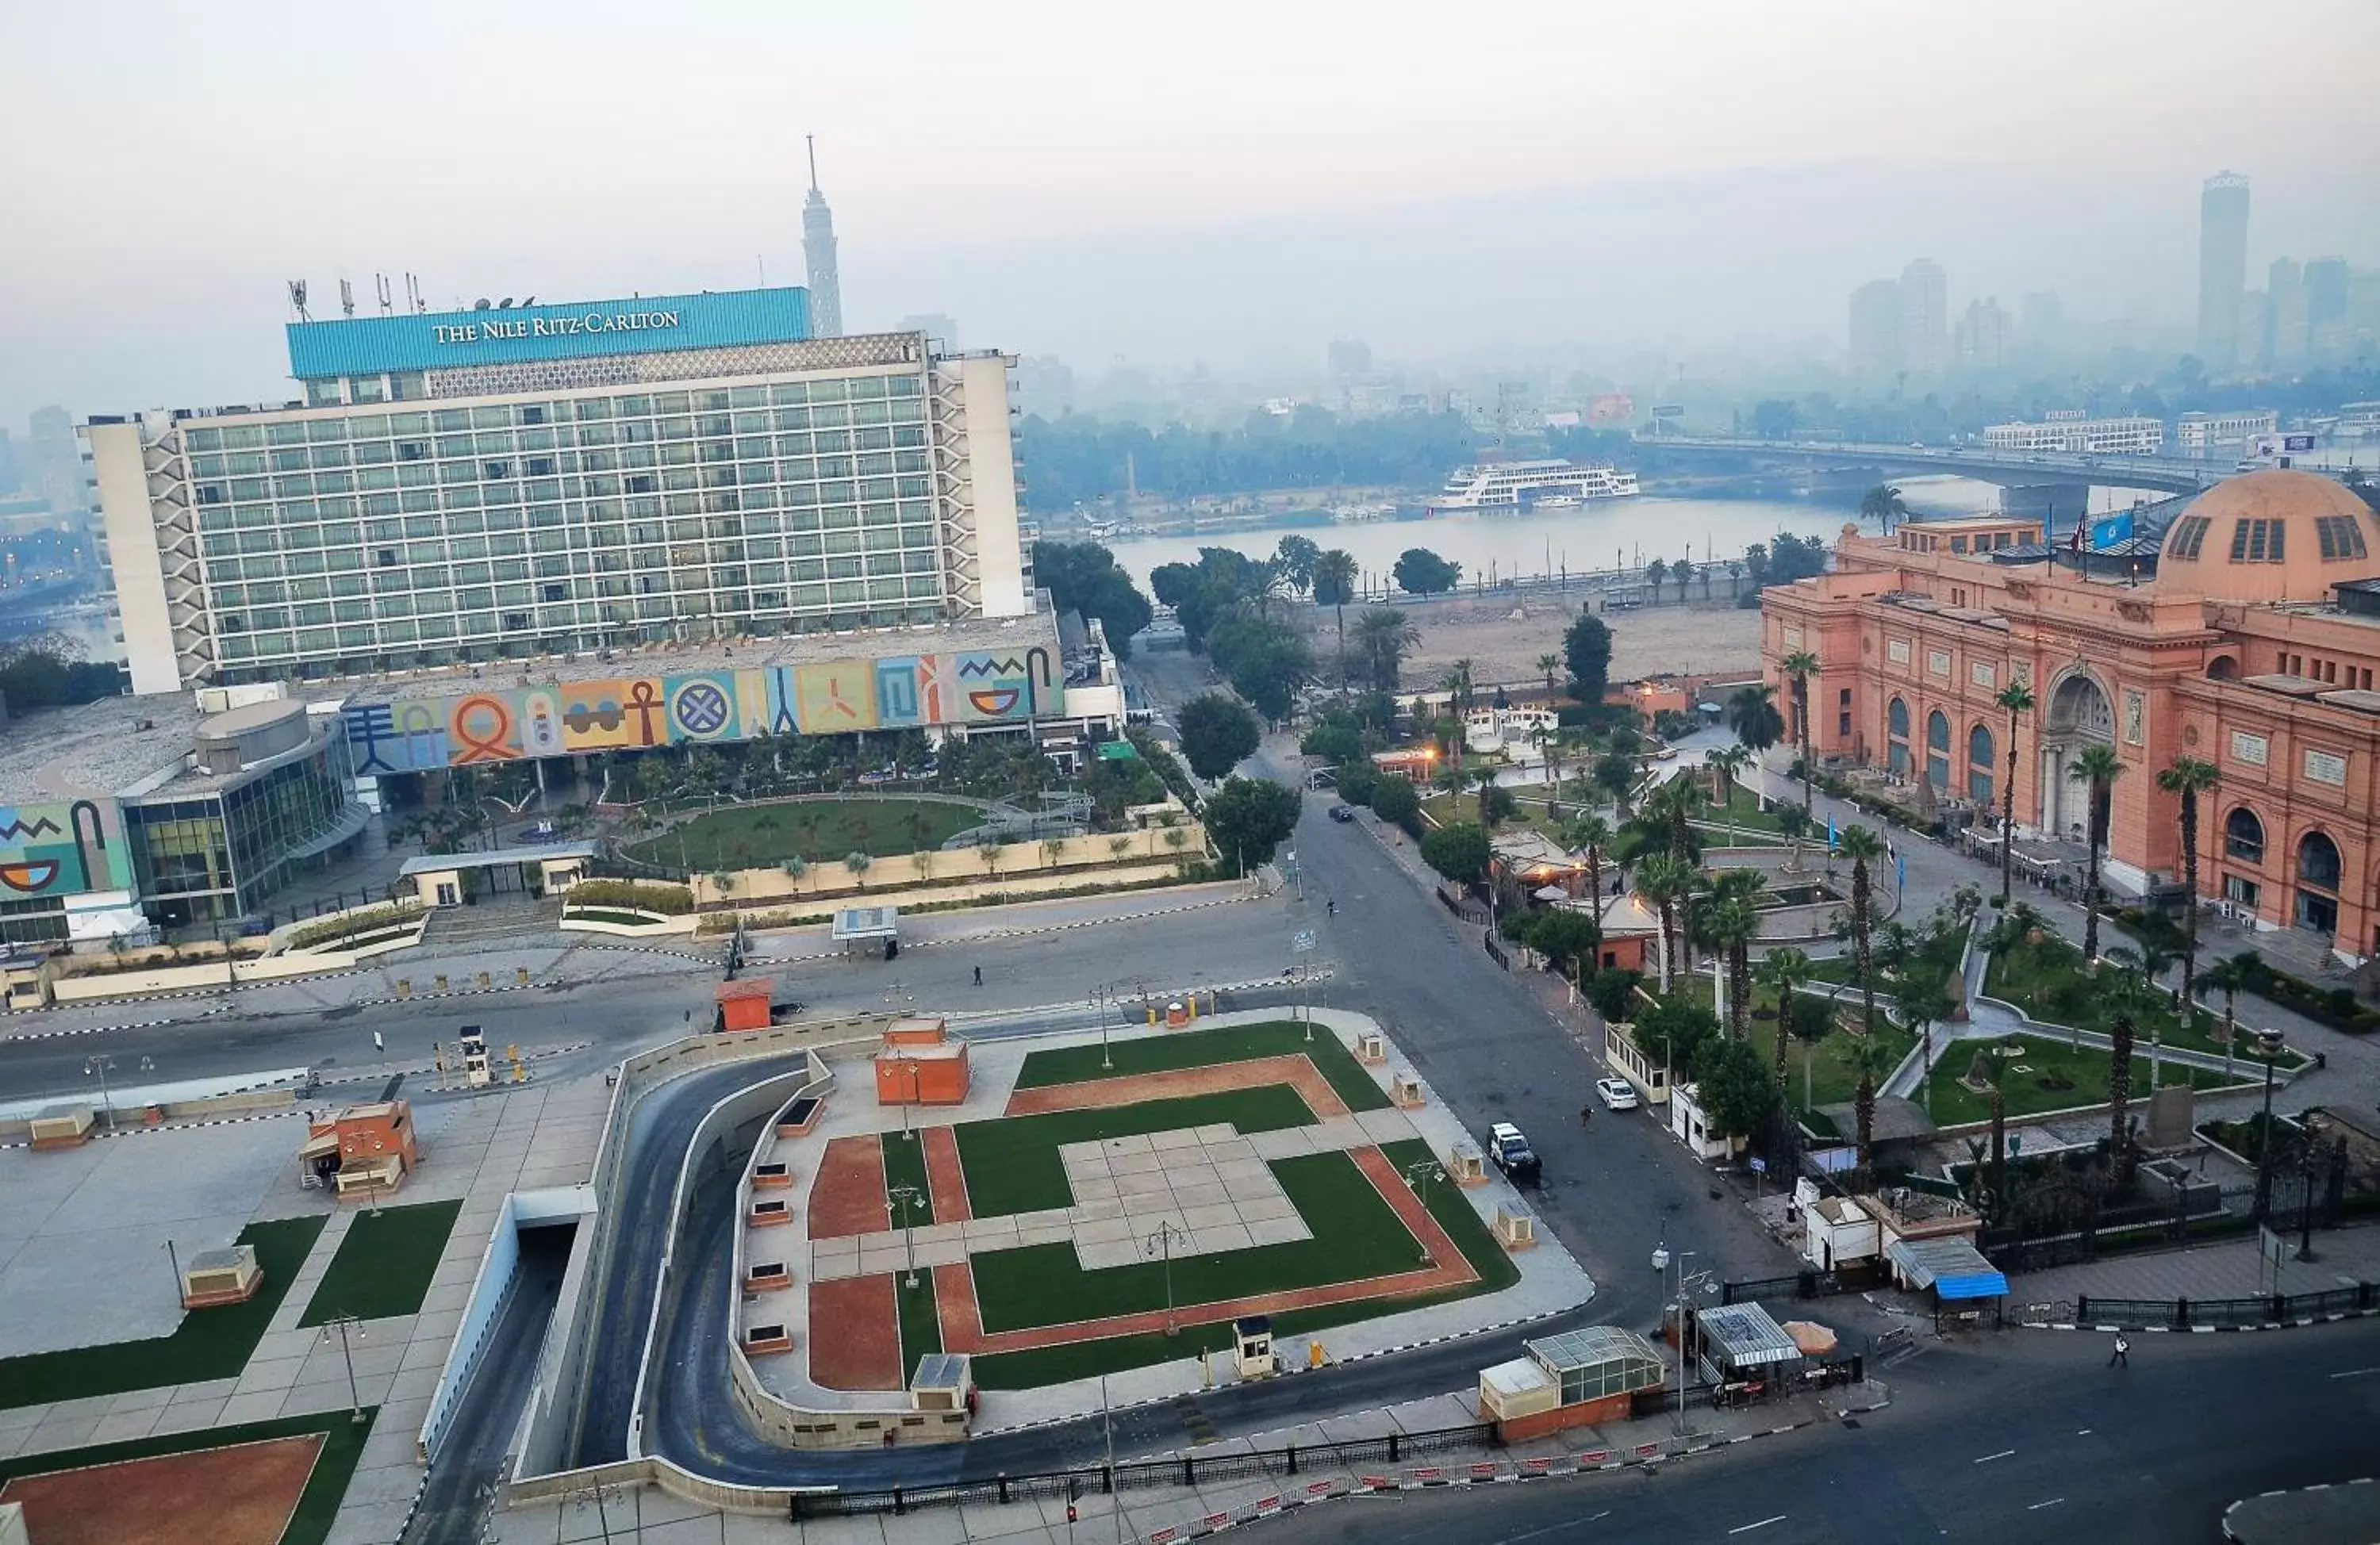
1261 1319 2380 1544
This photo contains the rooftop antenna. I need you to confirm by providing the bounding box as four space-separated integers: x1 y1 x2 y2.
806 133 820 194
287 280 311 323
338 278 355 318
374 274 393 315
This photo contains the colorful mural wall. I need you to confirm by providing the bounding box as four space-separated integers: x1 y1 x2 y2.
340 646 1058 776
0 799 132 899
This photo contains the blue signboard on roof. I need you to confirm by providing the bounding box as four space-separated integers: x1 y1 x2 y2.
286 286 810 379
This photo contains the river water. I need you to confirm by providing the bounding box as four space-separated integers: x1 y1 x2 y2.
1100 477 2008 594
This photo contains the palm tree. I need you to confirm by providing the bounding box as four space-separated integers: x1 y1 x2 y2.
1536 726 1567 819
781 856 807 896
2102 960 2155 1183
1992 679 2036 904
1781 649 1821 820
2202 953 2248 1079
1896 977 1960 1121
1705 868 1766 1039
1441 659 1476 719
845 850 873 891
1314 550 1361 691
1847 1033 1898 1178
1636 853 1696 993
1571 813 1613 907
1756 946 1815 1089
1673 560 1696 604
1837 825 1887 1037
1536 652 1563 700
978 839 1005 880
1859 484 1910 531
1352 607 1420 693
1726 683 1785 754
1645 557 1668 602
2069 743 2128 961
1705 746 1750 810
2156 755 2220 1015
1645 774 1703 861
1983 1047 2011 1222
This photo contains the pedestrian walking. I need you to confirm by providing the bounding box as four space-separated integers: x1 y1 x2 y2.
973 964 983 987
372 1030 384 1055
2108 1333 2129 1368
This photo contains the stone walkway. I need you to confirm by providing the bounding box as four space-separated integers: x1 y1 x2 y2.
2008 1221 2380 1307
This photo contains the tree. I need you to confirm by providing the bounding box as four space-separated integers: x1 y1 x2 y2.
1672 560 1695 604
1421 821 1492 885
1837 826 1886 1037
1032 540 1155 660
1993 680 2036 903
2101 960 2157 1183
1177 693 1261 780
1562 611 1614 706
1635 853 1696 992
1368 774 1420 830
1644 557 1668 601
1312 549 1361 688
1756 945 1816 1089
1591 752 1637 815
1273 534 1321 596
1206 615 1312 723
1781 649 1821 821
2069 743 2128 961
1526 908 1602 976
1202 776 1302 872
1480 784 1518 827
1859 484 1909 531
1705 746 1749 809
1299 715 1365 769
1896 976 1960 1121
1392 547 1461 596
2202 953 2248 1079
1698 875 1762 1041
1694 1037 1779 1147
1846 1033 1898 1178
0 639 122 711
2156 755 2220 1014
1352 607 1421 692
1750 399 1799 440
1645 774 1704 862
845 850 873 891
1570 813 1613 906
1633 995 1719 1078
1726 683 1784 753
1535 653 1563 700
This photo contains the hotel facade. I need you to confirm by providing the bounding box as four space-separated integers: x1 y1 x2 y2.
1762 470 2380 964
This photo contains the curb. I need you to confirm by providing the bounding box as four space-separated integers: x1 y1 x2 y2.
1130 1391 1891 1543
2016 1306 2374 1333
0 1003 234 1041
2221 1477 2376 1543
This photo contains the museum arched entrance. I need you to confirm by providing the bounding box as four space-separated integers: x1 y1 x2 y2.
2038 672 2113 840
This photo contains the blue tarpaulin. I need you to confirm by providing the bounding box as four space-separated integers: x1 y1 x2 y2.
1887 1236 2009 1300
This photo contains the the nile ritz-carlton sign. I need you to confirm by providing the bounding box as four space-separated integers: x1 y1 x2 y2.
338 646 1058 774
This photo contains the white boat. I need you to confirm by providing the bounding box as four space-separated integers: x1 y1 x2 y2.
1331 501 1397 523
1429 459 1639 512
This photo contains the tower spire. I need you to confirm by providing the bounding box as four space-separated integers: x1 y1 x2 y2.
801 133 843 335
805 133 820 194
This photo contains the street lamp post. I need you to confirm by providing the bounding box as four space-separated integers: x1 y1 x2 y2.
1401 1160 1446 1265
2251 1028 2285 1223
320 1313 367 1423
1145 1221 1187 1334
1653 1244 1706 1436
83 1053 152 1131
889 1185 926 1287
2296 1131 2320 1264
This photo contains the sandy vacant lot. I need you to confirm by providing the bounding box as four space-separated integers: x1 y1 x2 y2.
1307 593 1764 692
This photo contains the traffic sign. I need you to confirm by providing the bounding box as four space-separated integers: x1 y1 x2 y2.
1292 930 1318 954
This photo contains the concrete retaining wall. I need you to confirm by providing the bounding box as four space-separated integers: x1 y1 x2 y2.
559 913 700 938
420 1191 526 1463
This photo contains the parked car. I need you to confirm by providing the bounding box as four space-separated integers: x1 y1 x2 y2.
1328 804 1357 823
1488 1121 1541 1185
1595 1077 1640 1111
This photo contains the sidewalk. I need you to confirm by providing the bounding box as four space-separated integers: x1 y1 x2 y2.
2005 1220 2380 1309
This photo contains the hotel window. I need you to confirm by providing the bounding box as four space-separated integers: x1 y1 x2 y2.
2225 807 2264 863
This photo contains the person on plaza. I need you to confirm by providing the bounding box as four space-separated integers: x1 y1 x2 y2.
973 964 983 987
2108 1333 2129 1368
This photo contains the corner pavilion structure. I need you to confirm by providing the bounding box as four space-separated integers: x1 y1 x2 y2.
1762 470 2380 964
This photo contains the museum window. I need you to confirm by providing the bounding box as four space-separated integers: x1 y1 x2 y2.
1925 708 1950 790
1886 696 1911 777
2225 807 2265 864
1967 723 1994 805
2297 830 2343 891
2224 874 2259 910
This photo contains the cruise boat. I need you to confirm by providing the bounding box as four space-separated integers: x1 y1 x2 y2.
1429 459 1640 512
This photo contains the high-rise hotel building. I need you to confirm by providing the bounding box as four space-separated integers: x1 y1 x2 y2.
89 286 1029 696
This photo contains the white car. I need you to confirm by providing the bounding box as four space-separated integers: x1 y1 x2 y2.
1595 1077 1640 1111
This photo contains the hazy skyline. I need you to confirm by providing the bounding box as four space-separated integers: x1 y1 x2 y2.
3 0 2378 426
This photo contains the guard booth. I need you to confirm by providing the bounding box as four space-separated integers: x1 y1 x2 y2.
910 1351 977 1417
832 905 900 960
1233 1315 1277 1378
459 1026 492 1088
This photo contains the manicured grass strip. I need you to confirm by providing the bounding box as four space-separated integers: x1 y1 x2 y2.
879 1131 933 1217
299 1199 462 1327
1376 1138 1521 1294
1742 1015 1919 1115
970 1151 1424 1333
1918 1033 2254 1126
0 1406 375 1545
1012 1019 1394 1114
0 1215 326 1410
897 1272 943 1386
953 1086 1319 1218
624 798 979 869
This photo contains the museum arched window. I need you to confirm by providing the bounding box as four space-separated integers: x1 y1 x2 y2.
2225 807 2264 864
1887 696 1911 777
2207 655 2237 680
1967 723 1994 804
2297 829 2343 936
1925 709 1951 789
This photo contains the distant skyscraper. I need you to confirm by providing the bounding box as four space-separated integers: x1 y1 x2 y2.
1327 339 1373 380
2305 257 2351 358
0 428 19 496
802 135 843 338
2265 256 2306 368
1956 297 2010 370
1848 279 1902 376
27 406 86 515
1898 259 1948 375
2198 171 2251 369
898 314 958 350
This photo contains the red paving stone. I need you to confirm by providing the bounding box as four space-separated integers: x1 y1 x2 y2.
808 1135 889 1240
0 1434 324 1545
1001 1055 1351 1121
933 1144 1480 1354
921 1126 973 1225
807 1273 904 1391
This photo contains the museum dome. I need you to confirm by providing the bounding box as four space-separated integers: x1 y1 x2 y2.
2154 470 2380 604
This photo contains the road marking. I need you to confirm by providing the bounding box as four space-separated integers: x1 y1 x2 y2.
2075 1428 2092 1436
1496 1516 1606 1544
1728 1518 1787 1535
2328 1367 2380 1379
2028 1498 2065 1511
1975 1449 2016 1464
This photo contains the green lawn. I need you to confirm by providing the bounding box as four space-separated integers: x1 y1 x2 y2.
299 1200 461 1327
0 1215 325 1410
1012 1020 1392 1114
624 798 980 869
0 1408 376 1545
896 1271 942 1385
1694 799 1794 836
1980 933 2317 1068
1917 1033 2259 1125
971 1140 1515 1390
1743 1013 1919 1114
953 1086 1319 1219
879 1131 933 1215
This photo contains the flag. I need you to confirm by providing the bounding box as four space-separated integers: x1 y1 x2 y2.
1897 853 1907 891
1827 816 1838 850
2090 512 2135 550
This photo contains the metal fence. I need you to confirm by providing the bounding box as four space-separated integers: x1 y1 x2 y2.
793 1422 1498 1518
2073 1283 2378 1331
1719 1270 1858 1305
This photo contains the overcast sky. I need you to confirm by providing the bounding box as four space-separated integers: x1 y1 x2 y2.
3 0 2377 426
